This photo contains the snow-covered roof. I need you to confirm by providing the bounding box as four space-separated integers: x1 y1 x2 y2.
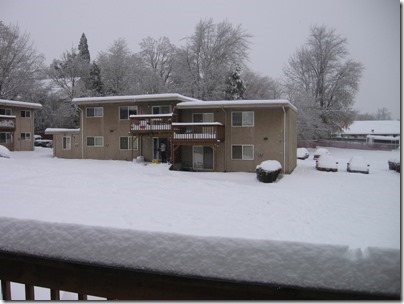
0 99 42 110
45 128 80 134
72 94 199 105
341 120 400 135
177 99 297 111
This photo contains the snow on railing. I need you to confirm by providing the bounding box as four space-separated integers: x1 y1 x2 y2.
0 217 400 300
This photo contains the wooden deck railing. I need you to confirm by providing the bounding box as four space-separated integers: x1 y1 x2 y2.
130 114 173 134
0 250 398 300
172 123 225 144
0 115 16 131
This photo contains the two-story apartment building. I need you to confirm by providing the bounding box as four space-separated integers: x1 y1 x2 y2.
46 93 297 173
0 99 42 151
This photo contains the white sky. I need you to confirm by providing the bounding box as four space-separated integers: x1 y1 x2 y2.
0 0 400 118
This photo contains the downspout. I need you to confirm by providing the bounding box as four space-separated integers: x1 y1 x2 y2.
221 105 227 172
79 107 84 159
282 106 286 173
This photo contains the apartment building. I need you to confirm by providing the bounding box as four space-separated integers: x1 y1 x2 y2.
0 99 42 151
46 93 297 173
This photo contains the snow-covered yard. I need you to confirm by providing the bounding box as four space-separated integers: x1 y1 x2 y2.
0 146 400 298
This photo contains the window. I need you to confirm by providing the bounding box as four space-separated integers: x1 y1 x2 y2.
119 106 138 120
21 133 31 141
232 111 254 127
0 108 11 115
0 132 11 143
193 113 214 123
86 107 103 117
232 145 254 160
21 110 31 118
86 136 104 147
152 105 171 114
63 136 71 150
119 136 138 150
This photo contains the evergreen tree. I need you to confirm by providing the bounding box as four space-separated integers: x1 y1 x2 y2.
89 62 104 96
78 33 90 63
224 64 246 100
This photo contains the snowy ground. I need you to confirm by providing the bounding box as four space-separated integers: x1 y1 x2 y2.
0 146 401 298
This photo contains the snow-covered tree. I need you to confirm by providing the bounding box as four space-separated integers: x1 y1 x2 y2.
139 36 176 93
224 64 246 100
0 22 44 100
89 62 104 96
283 25 363 139
78 33 91 63
172 19 251 100
242 70 282 99
97 39 142 95
376 107 392 120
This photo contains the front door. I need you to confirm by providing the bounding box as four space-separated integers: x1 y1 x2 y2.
153 137 170 162
193 146 213 170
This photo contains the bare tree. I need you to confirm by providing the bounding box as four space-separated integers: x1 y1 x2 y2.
283 25 363 139
376 107 392 120
172 19 252 100
0 22 44 100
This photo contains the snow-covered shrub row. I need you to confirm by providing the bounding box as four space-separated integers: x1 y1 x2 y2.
256 160 282 183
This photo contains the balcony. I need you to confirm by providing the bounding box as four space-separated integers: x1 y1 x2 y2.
172 123 225 145
0 115 16 131
130 114 173 137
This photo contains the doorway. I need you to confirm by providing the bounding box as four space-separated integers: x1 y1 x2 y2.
193 146 214 170
153 137 170 163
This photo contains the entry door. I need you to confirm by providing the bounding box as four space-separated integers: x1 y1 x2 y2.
193 146 213 170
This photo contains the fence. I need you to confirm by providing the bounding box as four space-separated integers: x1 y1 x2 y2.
298 139 399 151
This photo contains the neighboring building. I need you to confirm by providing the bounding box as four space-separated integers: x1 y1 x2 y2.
333 120 400 148
46 94 297 173
0 99 42 151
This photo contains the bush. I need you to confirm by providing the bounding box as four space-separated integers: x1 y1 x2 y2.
256 160 282 183
388 160 400 172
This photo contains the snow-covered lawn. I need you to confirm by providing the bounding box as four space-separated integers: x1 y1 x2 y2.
0 146 400 297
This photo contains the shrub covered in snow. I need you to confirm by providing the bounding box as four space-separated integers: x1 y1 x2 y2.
316 155 338 172
0 145 10 158
256 160 282 183
388 159 400 172
313 148 329 160
297 148 310 160
347 156 370 174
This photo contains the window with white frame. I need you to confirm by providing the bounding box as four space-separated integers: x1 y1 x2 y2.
232 111 254 127
86 107 103 117
0 132 11 143
192 113 214 123
119 106 138 120
21 133 31 140
62 136 71 150
21 110 31 118
86 136 104 147
232 145 254 160
0 108 12 115
119 136 138 150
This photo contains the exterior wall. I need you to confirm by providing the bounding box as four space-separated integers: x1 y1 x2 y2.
52 132 82 159
177 106 297 173
0 106 36 151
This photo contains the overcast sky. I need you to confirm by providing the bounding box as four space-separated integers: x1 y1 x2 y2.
1 0 400 118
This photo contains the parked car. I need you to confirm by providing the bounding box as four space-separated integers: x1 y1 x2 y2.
316 154 338 172
34 135 53 148
313 148 329 160
297 148 310 160
347 156 370 174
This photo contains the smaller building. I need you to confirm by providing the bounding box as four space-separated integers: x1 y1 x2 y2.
0 99 42 151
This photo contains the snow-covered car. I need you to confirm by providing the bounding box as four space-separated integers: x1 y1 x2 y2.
347 156 369 174
297 148 310 160
34 135 53 148
313 148 329 160
316 154 338 172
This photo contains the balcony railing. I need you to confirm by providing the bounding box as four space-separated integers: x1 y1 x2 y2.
172 122 225 144
0 115 16 131
130 114 173 135
0 250 397 300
